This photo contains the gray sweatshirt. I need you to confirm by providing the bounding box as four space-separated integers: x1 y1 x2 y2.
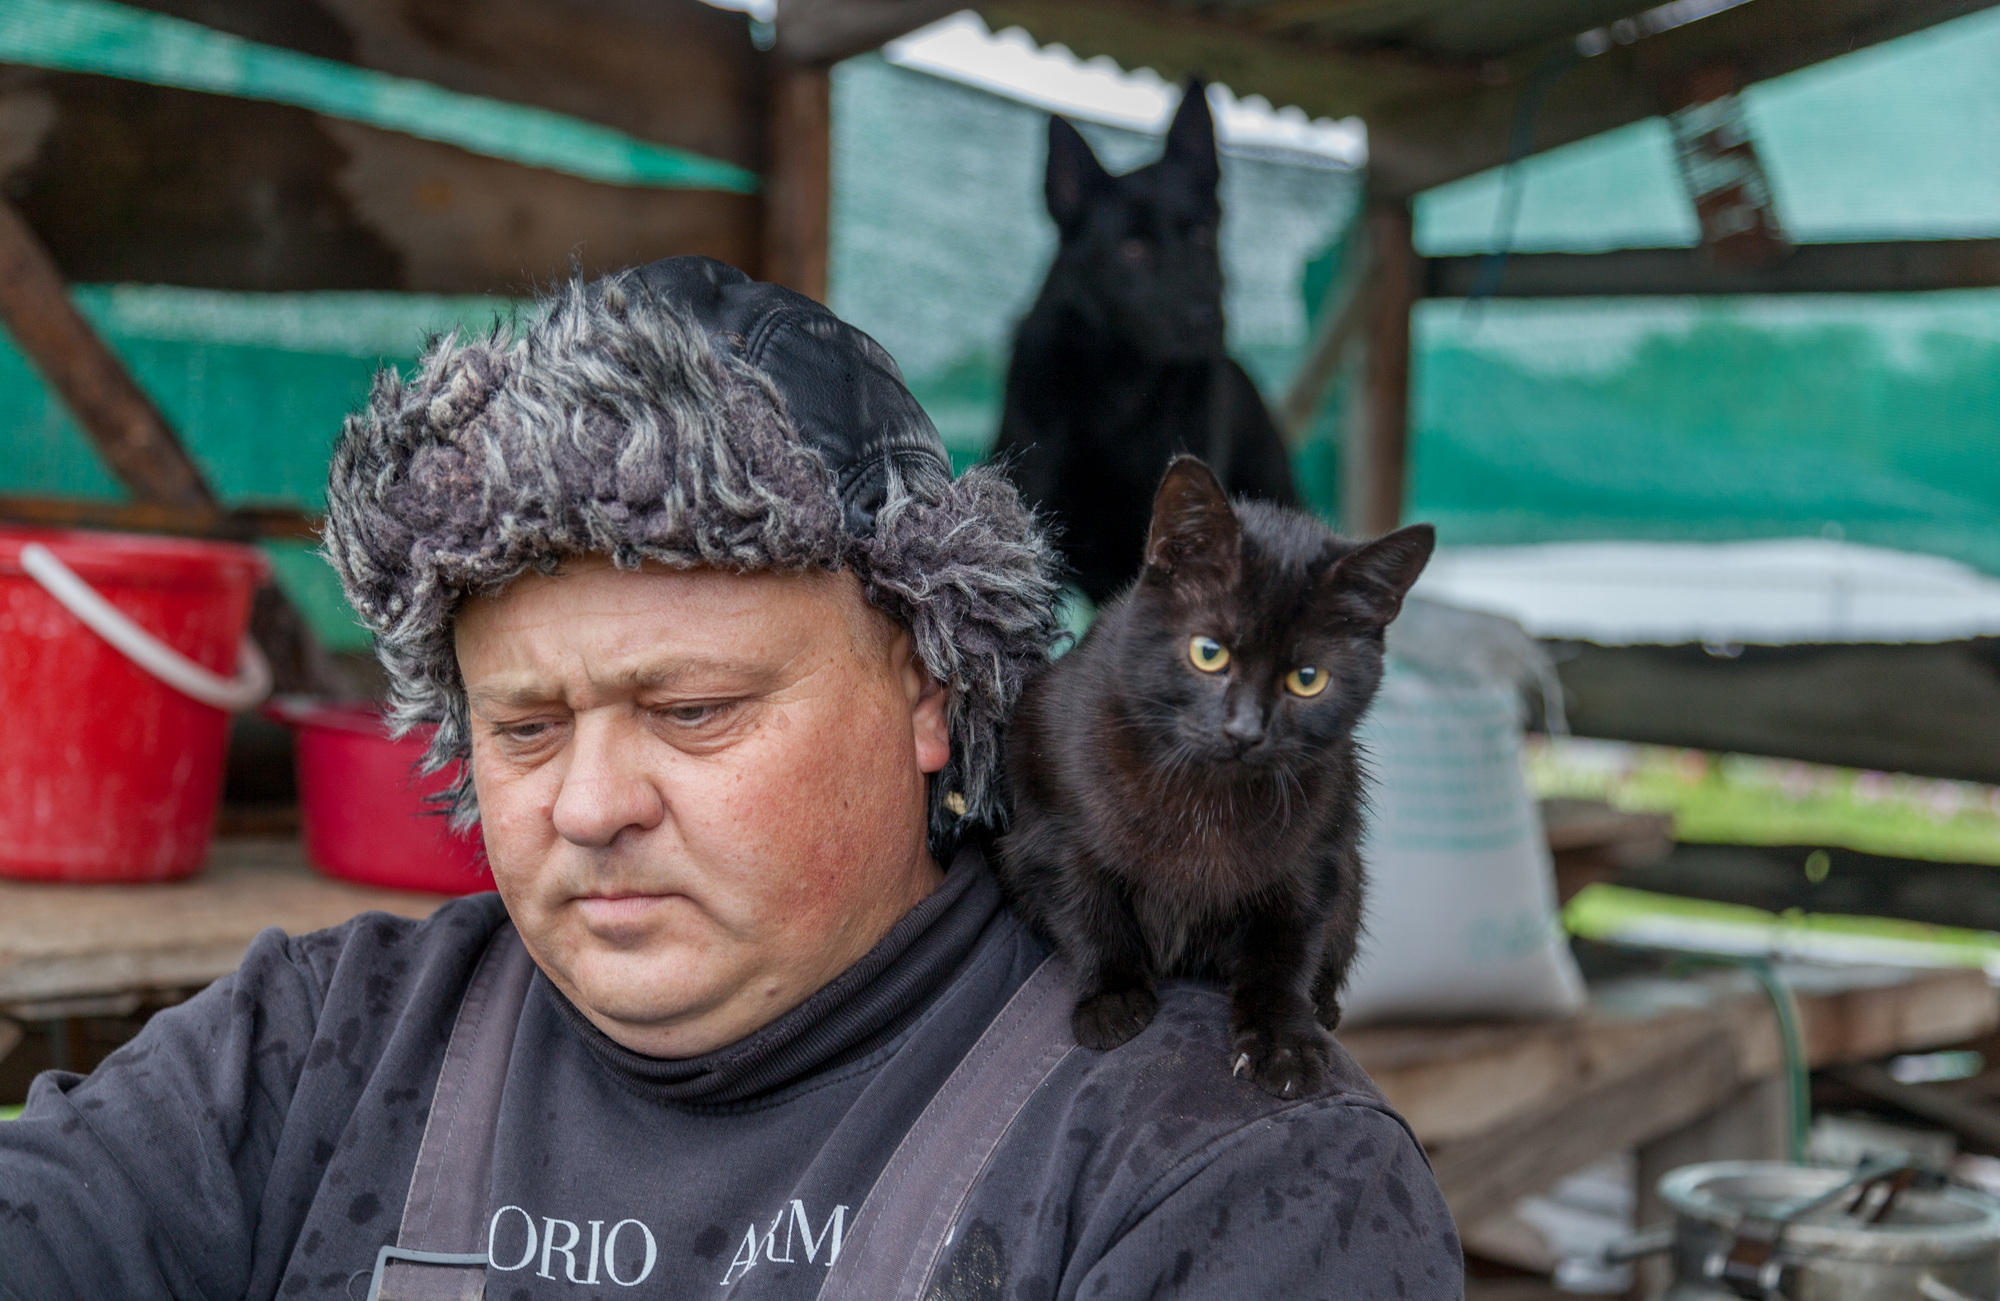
0 852 1461 1299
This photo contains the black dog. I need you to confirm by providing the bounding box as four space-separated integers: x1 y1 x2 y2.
993 80 1299 606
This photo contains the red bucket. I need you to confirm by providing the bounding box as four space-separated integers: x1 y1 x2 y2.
275 700 491 894
0 525 268 882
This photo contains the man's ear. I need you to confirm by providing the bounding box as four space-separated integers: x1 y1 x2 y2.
901 643 951 775
1144 456 1240 585
1320 524 1436 627
1163 78 1220 190
1046 115 1110 231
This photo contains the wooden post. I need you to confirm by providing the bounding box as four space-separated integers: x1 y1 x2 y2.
0 199 218 514
1340 192 1417 538
764 64 832 302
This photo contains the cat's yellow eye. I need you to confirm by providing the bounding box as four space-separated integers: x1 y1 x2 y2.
1285 665 1329 698
1187 636 1230 673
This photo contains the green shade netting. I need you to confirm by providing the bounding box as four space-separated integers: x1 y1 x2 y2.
9 7 2000 653
2 286 520 651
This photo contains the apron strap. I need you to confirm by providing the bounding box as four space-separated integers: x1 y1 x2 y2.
368 923 536 1301
817 955 1076 1301
367 925 1073 1301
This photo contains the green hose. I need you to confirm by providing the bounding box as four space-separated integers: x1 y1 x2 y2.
1742 956 1812 1163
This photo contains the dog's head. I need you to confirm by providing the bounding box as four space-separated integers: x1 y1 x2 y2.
1044 80 1225 363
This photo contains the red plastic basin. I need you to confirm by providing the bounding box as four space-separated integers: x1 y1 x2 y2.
276 700 492 895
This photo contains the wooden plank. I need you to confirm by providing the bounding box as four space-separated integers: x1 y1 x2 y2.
1368 0 1998 196
0 196 350 694
0 839 452 1005
1347 966 1998 1148
0 198 218 514
1430 1020 1744 1227
763 64 831 302
1275 221 1369 445
0 494 321 543
1368 965 1995 1226
1830 1062 2000 1152
1340 194 1416 537
1425 240 2000 299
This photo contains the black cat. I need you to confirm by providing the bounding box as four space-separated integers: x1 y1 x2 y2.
997 457 1433 1098
993 81 1299 607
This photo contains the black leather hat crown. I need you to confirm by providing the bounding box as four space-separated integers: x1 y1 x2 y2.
619 257 952 537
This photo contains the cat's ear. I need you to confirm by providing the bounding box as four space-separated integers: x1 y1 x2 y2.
1144 456 1240 583
1047 116 1110 231
1321 524 1435 626
1163 79 1220 191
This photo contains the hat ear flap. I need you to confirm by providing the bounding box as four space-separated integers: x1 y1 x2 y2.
1047 115 1110 231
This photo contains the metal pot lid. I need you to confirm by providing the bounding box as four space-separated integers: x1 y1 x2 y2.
1661 1161 2000 1264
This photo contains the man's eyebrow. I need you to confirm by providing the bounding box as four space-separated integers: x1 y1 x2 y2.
465 656 776 709
615 656 773 693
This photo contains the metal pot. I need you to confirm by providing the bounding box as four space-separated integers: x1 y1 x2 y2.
1661 1162 2000 1301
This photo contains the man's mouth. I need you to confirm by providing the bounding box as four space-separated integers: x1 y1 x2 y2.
573 892 680 930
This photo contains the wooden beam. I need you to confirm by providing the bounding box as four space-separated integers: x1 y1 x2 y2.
1276 222 1370 444
777 0 965 65
1829 1062 2000 1153
977 0 1472 121
0 198 349 696
1431 1022 1744 1228
1425 239 2000 298
1367 0 2000 196
0 495 321 544
763 64 832 303
0 199 218 514
1340 194 1415 537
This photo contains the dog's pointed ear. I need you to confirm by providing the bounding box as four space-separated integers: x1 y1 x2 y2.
1144 456 1240 584
1046 115 1109 231
1163 79 1219 189
1320 524 1436 627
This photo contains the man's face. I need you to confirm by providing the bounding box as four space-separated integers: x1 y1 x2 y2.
455 559 949 1058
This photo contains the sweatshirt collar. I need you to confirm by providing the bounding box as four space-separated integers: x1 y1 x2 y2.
541 845 1004 1107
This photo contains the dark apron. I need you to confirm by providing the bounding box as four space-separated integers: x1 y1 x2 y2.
365 925 1075 1301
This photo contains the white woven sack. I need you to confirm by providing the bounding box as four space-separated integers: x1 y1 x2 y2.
1340 658 1587 1025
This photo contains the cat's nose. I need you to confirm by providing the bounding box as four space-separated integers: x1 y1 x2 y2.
1223 701 1265 749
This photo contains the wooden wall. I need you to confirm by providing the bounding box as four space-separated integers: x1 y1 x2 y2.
0 0 771 295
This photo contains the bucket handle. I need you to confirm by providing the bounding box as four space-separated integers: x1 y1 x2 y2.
21 541 272 713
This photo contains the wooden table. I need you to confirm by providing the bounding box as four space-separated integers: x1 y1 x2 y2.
3 838 1994 1241
1345 961 2000 1240
0 838 449 1021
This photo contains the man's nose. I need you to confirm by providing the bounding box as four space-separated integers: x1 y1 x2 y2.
549 715 666 848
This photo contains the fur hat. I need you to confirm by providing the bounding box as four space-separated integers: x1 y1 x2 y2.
323 257 1062 858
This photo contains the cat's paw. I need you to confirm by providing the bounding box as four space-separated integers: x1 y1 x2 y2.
1073 986 1158 1050
1231 1024 1334 1099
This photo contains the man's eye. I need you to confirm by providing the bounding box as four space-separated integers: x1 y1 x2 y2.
665 704 718 725
500 721 551 740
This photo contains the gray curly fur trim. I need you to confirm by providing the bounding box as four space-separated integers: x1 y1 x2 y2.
323 270 1062 859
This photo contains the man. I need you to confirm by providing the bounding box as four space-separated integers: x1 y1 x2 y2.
0 259 1461 1299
